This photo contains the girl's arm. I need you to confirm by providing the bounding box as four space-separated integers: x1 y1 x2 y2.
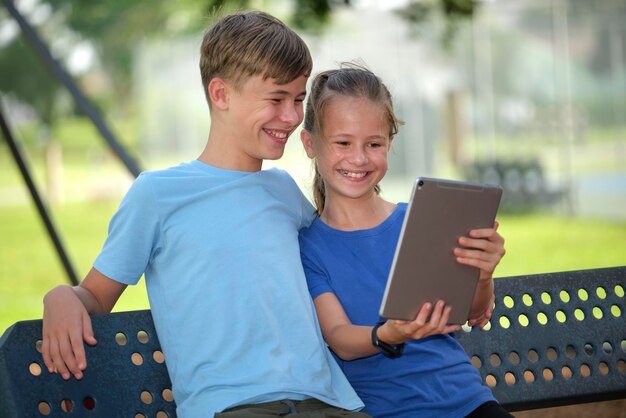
454 221 506 328
314 292 459 361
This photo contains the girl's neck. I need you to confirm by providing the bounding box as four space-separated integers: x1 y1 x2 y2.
320 194 396 231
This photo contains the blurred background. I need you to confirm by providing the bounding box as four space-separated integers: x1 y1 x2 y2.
1 0 625 331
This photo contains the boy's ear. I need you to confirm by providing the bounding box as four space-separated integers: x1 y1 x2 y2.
208 78 229 110
300 129 316 159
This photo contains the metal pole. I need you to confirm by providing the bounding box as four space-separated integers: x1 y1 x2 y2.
0 102 80 286
1 0 142 178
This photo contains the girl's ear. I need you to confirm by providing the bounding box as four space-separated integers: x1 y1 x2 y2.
208 78 229 110
300 129 316 159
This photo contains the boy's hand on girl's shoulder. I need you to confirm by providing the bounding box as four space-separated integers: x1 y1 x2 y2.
454 221 505 281
42 285 97 381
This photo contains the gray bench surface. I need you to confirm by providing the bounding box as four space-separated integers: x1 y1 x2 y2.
1 266 625 417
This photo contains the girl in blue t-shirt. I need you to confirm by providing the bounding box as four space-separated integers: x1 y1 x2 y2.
298 63 514 418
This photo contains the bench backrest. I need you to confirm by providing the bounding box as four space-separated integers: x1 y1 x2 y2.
1 266 625 417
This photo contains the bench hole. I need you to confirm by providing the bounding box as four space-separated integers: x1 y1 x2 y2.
599 362 609 375
546 347 557 361
83 396 96 410
542 368 554 381
596 287 607 300
517 314 529 327
574 308 585 321
483 321 492 331
116 332 128 346
559 290 570 303
153 350 165 364
561 366 572 379
622 340 626 352
461 323 472 333
140 391 153 404
135 414 146 418
523 370 535 383
584 343 594 356
522 294 533 306
499 316 510 329
617 360 626 374
508 351 520 365
528 349 539 363
36 340 43 353
137 330 149 344
131 352 144 366
485 374 497 387
611 305 621 317
505 372 516 385
38 401 51 415
615 285 624 298
578 288 589 301
29 362 42 376
602 342 613 354
162 388 174 402
61 399 74 412
565 345 576 359
471 355 482 368
536 312 548 325
593 307 603 319
555 310 566 323
541 292 552 305
156 411 169 418
490 354 501 367
503 296 514 308
580 364 591 377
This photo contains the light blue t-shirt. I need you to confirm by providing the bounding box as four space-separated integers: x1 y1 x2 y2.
94 160 363 417
300 203 496 418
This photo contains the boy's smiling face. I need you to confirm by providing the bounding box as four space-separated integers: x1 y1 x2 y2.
222 73 308 170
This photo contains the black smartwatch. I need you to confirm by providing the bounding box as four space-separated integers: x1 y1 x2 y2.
371 321 404 358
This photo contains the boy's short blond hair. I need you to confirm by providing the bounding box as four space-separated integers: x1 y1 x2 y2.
200 11 312 104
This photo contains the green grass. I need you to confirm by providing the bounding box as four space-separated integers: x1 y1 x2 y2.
1 198 625 335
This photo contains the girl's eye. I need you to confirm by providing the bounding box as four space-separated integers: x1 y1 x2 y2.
369 143 381 148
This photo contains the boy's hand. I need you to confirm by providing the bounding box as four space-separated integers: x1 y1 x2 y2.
379 300 461 344
454 221 505 283
42 285 97 380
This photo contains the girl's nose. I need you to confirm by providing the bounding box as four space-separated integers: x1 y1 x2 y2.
349 148 368 165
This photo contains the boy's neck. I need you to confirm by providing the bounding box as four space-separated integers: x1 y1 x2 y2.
197 134 263 172
321 195 396 231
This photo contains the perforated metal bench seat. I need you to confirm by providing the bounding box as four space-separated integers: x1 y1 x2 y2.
1 266 625 417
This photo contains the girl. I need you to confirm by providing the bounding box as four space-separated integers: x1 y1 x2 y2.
299 64 512 418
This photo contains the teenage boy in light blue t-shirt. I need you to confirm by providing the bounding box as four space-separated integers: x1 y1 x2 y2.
41 11 367 418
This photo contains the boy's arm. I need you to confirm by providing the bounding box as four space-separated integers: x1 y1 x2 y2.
454 221 505 327
313 293 458 361
42 267 126 380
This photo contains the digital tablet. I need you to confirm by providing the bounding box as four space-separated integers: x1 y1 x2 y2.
379 177 503 324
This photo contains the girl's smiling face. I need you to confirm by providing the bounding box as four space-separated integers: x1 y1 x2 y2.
302 95 393 204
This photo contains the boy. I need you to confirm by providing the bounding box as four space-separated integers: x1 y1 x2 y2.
41 11 367 418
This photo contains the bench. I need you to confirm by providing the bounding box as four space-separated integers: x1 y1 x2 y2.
1 266 625 417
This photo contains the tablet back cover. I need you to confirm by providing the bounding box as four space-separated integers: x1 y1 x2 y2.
379 177 502 324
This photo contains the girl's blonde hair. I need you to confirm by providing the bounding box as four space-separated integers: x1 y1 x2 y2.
303 63 403 214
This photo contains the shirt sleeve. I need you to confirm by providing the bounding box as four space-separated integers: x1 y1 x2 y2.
93 173 161 285
300 244 335 300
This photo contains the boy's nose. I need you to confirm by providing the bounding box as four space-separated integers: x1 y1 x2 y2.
280 103 302 125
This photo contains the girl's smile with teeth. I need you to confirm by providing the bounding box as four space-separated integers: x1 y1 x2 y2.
339 170 368 179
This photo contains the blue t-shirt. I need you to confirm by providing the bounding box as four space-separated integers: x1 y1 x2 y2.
299 203 495 418
94 160 363 417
